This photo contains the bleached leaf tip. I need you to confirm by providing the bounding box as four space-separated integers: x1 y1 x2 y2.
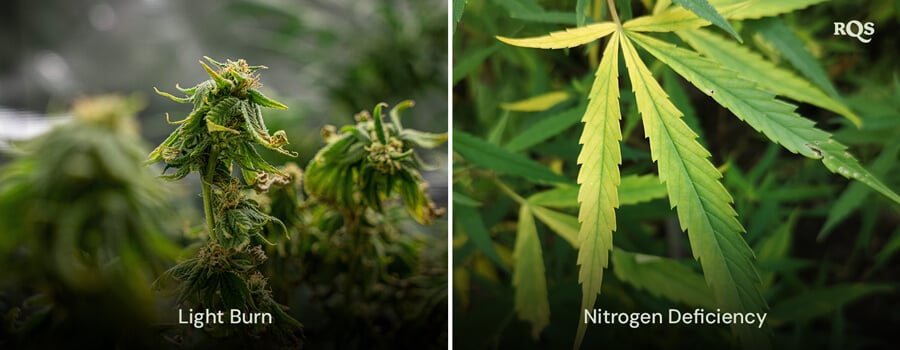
496 35 517 45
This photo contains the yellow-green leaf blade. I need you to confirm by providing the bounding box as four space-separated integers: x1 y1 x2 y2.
627 31 900 204
497 22 617 49
710 0 826 20
527 174 667 209
573 31 621 350
500 91 571 112
677 28 860 127
513 205 550 339
618 173 668 206
623 2 746 33
671 0 741 42
620 32 769 348
530 205 578 247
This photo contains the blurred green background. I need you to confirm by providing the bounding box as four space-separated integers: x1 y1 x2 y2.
1 0 447 170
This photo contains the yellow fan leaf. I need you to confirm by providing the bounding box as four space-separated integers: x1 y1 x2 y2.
513 205 550 339
530 205 578 247
500 91 571 112
573 31 621 350
497 22 617 49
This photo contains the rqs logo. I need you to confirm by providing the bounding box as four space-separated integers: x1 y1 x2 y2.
833 20 875 43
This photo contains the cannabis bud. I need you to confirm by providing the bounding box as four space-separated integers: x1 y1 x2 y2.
148 57 302 346
148 56 295 190
304 101 447 225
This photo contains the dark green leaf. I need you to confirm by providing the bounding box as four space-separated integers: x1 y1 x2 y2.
612 249 717 308
672 0 742 42
454 129 568 184
453 44 501 84
770 284 895 323
576 0 589 26
750 18 839 98
819 140 900 240
219 271 252 310
504 107 582 152
456 205 508 272
453 191 482 207
615 0 633 21
453 0 467 32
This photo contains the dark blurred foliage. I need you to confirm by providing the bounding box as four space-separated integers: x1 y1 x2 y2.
0 95 182 349
251 103 448 349
0 0 448 177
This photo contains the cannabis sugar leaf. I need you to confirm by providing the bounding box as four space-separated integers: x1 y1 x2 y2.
149 56 295 191
495 0 900 348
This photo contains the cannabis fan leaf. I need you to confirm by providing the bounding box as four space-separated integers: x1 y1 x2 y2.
621 30 766 348
572 30 621 348
496 1 900 348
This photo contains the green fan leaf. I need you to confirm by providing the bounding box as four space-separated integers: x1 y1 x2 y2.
505 107 583 152
755 212 796 288
820 141 900 239
621 32 769 348
611 249 716 309
456 205 508 271
750 18 840 98
513 205 550 339
497 22 617 49
626 31 900 204
671 0 741 42
677 28 860 126
817 139 900 204
573 31 621 350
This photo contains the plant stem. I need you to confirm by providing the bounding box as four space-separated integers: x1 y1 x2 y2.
201 149 220 241
607 0 621 26
494 178 526 205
